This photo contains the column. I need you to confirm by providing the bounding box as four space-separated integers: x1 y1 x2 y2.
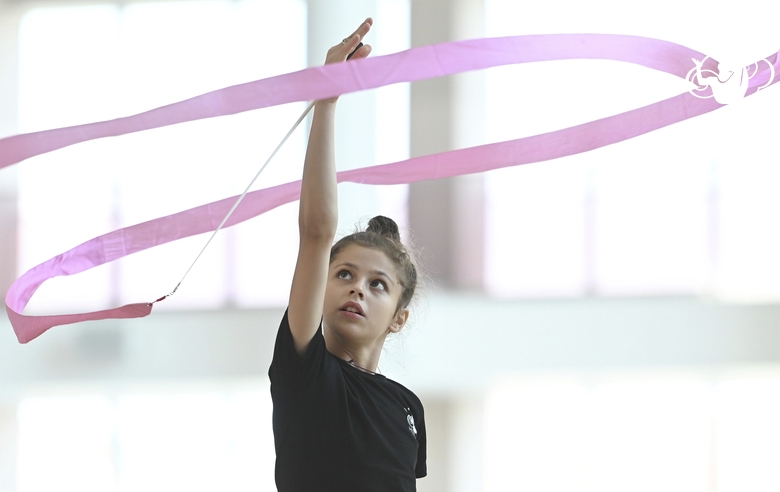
0 401 18 492
0 6 21 303
306 0 380 234
417 395 450 492
409 0 485 290
448 394 485 492
416 393 486 492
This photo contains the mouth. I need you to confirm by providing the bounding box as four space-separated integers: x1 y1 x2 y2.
339 302 365 317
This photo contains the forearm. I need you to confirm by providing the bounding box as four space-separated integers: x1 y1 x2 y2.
299 100 338 240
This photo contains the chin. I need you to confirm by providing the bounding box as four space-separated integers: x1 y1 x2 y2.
325 316 372 342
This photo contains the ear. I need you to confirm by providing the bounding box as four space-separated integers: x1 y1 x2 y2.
388 308 409 334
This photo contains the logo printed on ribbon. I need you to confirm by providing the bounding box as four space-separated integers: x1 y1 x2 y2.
687 56 775 104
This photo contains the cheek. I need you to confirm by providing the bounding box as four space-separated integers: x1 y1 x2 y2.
381 293 401 314
323 283 339 305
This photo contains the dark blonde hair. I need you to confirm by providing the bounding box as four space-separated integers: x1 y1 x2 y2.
330 216 418 311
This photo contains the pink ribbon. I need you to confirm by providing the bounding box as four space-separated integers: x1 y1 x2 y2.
3 34 778 343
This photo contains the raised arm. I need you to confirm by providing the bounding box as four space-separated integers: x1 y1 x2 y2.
287 18 373 356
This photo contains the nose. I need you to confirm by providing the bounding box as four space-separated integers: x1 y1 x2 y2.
349 284 365 300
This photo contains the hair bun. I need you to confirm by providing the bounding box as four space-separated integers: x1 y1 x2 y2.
367 216 401 242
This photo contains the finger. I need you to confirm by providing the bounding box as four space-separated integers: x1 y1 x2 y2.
348 44 372 61
346 42 364 60
342 18 372 48
347 17 372 40
340 34 364 58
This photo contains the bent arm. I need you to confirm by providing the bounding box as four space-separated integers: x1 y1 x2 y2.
287 19 373 356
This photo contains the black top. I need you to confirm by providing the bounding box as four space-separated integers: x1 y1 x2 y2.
269 310 427 491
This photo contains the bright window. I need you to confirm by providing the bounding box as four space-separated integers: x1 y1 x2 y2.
483 0 780 301
18 0 308 313
17 0 411 313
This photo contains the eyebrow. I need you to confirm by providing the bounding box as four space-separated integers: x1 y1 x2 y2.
335 262 396 285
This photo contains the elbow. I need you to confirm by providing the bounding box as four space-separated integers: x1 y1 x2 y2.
299 214 338 243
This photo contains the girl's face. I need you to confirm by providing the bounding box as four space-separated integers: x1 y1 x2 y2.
323 244 409 346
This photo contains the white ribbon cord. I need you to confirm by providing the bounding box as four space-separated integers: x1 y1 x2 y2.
153 100 316 303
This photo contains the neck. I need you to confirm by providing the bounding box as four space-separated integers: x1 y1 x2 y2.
323 326 384 373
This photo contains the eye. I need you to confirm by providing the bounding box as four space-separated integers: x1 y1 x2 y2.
337 270 351 280
370 279 387 291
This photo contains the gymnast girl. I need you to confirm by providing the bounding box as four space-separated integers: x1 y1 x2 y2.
268 17 427 491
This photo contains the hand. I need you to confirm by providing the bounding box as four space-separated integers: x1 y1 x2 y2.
318 18 373 105
324 17 373 66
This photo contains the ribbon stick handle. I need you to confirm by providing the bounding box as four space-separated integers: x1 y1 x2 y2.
347 42 364 60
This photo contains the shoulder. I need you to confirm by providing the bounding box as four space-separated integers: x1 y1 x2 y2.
269 309 332 385
274 308 324 351
383 376 418 395
383 377 424 410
